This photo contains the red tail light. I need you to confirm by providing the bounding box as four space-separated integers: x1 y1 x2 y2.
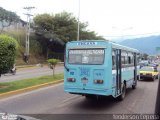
67 78 76 82
94 80 103 84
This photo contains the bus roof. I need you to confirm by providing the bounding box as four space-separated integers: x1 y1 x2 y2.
111 42 139 53
67 40 139 53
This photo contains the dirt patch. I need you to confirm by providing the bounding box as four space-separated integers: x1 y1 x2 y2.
0 85 9 89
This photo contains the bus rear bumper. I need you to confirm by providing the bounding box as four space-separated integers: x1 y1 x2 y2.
64 87 115 97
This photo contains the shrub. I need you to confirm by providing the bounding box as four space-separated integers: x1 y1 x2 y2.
47 59 60 75
0 34 18 75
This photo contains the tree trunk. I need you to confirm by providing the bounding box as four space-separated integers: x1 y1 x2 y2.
46 47 49 59
52 67 55 76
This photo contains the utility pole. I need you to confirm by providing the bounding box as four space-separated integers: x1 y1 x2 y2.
77 0 80 41
23 6 35 62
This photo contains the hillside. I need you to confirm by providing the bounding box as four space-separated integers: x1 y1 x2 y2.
118 35 160 54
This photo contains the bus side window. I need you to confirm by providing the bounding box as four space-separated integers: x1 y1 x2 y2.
121 51 127 66
128 52 134 65
125 52 128 64
112 50 116 69
121 56 125 64
128 56 131 64
131 53 134 64
137 54 140 64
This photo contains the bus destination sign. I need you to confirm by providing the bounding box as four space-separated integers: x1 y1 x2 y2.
77 42 97 46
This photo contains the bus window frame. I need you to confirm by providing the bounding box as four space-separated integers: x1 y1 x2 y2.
112 49 137 69
128 52 134 65
121 50 128 67
68 48 105 65
112 50 116 69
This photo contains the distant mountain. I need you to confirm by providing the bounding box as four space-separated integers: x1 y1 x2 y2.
118 36 160 54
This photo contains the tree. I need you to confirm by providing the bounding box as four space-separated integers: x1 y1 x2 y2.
142 53 149 60
33 11 105 58
47 59 60 76
33 13 54 32
80 30 105 40
0 7 19 33
0 34 18 76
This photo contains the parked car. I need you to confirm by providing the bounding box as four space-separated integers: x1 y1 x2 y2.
139 60 150 68
149 63 158 69
139 66 159 81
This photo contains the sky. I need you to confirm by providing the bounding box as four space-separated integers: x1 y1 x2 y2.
1 0 160 41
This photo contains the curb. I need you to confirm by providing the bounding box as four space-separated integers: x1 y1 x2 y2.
17 66 38 71
16 65 37 69
0 79 64 99
16 63 64 71
16 63 64 69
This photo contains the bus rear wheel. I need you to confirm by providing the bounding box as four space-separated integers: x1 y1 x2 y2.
152 76 156 81
85 95 95 99
132 85 136 89
132 81 137 89
117 84 126 101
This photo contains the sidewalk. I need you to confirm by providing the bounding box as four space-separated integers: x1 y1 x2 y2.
0 65 64 83
16 62 64 70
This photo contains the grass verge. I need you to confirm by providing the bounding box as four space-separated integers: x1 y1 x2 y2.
0 73 63 94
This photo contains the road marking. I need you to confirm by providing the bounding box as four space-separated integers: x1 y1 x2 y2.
56 95 81 108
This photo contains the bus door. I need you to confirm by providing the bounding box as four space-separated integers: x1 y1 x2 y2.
133 53 137 86
115 49 122 95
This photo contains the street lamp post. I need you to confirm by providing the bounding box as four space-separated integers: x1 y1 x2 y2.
77 0 80 41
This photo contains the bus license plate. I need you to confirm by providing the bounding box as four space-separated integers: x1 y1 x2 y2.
82 79 88 84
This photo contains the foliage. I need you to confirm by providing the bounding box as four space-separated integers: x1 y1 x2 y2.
33 11 105 58
142 53 149 60
47 58 60 75
47 59 60 68
6 28 43 65
33 13 54 32
80 30 105 40
34 11 104 43
6 28 26 57
0 34 18 75
0 7 19 33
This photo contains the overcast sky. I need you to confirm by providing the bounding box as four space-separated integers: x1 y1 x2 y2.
1 0 160 40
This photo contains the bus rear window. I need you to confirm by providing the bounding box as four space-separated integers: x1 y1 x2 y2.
68 49 104 64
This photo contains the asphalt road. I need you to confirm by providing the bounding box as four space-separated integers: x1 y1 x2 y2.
0 66 64 82
0 78 158 119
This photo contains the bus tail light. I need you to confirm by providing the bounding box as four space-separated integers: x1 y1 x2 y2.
94 80 103 84
67 78 76 82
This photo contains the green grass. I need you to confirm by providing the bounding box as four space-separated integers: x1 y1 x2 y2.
0 73 64 94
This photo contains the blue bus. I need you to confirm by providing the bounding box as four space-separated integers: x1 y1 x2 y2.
64 40 140 100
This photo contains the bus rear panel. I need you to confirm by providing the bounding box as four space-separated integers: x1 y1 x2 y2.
64 40 139 98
